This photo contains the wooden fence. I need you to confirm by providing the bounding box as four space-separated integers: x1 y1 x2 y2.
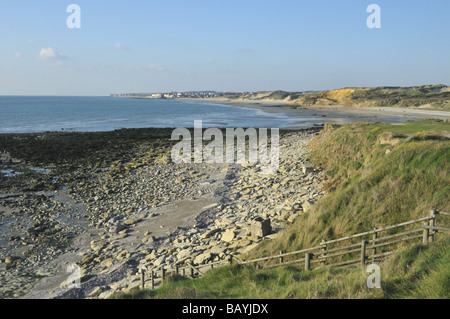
139 210 449 289
139 257 232 290
236 210 449 271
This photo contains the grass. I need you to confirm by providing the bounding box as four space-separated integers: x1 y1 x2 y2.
295 85 450 110
115 119 449 299
246 120 449 258
348 85 450 109
114 237 449 299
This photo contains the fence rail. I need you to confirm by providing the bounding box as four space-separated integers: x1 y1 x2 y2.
138 210 449 290
138 257 232 290
235 210 449 272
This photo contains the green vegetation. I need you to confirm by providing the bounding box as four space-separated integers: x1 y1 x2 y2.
114 237 449 299
264 90 304 101
296 85 450 110
116 119 450 299
348 85 450 109
220 91 306 101
248 120 450 257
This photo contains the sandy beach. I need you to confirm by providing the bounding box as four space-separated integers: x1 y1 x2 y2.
186 98 450 128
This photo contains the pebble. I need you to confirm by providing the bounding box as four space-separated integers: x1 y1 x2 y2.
1 129 326 299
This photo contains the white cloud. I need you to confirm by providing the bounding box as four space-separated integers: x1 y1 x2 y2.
38 47 67 60
14 52 23 58
207 58 215 63
28 39 35 43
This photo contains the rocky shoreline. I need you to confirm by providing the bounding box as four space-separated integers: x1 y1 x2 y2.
0 128 325 299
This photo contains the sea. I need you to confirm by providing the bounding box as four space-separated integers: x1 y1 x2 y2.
0 96 301 133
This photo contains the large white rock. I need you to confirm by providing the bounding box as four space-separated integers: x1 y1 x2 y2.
221 229 235 242
250 218 272 238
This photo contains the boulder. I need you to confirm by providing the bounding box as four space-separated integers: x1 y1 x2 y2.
250 218 271 238
221 229 235 242
302 200 314 213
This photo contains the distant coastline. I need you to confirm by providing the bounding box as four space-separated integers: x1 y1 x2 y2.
111 84 450 111
112 90 450 128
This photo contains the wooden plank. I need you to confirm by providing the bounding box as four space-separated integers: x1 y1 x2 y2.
423 225 450 232
150 270 154 290
368 228 422 244
372 229 378 264
322 216 434 246
141 270 145 289
370 234 423 249
241 246 320 265
321 239 327 266
423 224 430 244
360 240 367 266
314 242 362 255
316 247 362 260
305 253 312 271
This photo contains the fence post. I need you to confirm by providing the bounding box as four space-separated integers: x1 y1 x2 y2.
229 255 233 266
190 264 195 278
279 251 283 264
150 270 154 290
422 224 430 244
429 210 436 243
140 269 145 289
321 240 327 266
161 266 166 283
372 229 378 263
360 240 367 267
305 253 312 271
175 264 179 275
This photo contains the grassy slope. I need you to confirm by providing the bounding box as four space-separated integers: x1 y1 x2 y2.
209 85 450 110
116 237 449 299
248 120 450 258
295 85 450 110
116 120 450 299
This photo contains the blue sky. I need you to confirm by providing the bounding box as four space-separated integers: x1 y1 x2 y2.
1 0 449 95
